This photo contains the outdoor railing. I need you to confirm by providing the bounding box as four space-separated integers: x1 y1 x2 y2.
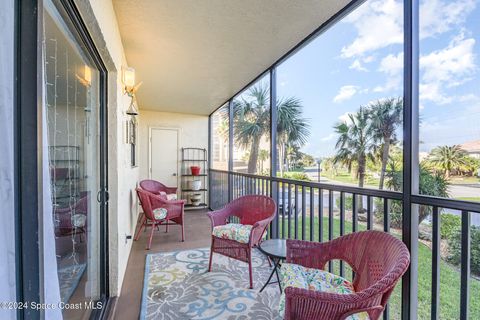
209 168 480 320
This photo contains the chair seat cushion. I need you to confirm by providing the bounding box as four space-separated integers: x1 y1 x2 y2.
152 208 168 220
279 263 369 320
212 223 266 244
72 214 86 228
159 191 177 201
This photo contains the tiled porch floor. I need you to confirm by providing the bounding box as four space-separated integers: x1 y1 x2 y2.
112 209 212 320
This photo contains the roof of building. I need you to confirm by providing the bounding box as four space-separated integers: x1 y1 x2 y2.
460 140 480 153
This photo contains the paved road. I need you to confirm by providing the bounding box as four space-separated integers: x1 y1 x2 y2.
304 166 479 200
299 167 480 225
449 184 480 198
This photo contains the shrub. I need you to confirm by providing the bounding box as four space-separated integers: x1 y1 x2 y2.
440 213 461 240
386 167 449 224
447 225 480 276
281 172 311 181
374 198 403 228
335 195 353 211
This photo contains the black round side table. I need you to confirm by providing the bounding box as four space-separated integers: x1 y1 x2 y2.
258 239 286 293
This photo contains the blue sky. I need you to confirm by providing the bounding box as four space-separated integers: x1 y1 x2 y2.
275 0 480 158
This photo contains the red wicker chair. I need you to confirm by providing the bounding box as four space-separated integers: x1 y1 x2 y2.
139 179 177 195
207 195 276 289
135 188 186 250
54 193 89 242
284 231 410 320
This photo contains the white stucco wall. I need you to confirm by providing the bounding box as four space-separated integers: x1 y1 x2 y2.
138 110 209 193
76 1 210 298
78 0 139 296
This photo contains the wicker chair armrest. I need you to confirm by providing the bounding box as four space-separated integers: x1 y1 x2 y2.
252 215 274 229
284 287 380 319
207 208 233 228
285 286 363 304
164 199 186 205
150 194 185 206
150 195 185 217
249 216 274 244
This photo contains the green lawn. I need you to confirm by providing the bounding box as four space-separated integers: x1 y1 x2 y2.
456 197 480 202
277 215 480 319
321 171 379 187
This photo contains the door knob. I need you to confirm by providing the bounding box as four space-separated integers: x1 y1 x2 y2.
173 173 177 176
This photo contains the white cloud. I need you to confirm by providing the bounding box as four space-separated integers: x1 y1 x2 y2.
420 0 476 39
458 94 480 102
421 33 475 83
379 52 403 75
372 33 477 99
341 0 475 58
419 83 453 105
374 52 404 92
333 85 359 103
341 0 403 58
338 112 353 124
420 33 476 104
349 59 368 72
363 56 375 63
321 133 336 141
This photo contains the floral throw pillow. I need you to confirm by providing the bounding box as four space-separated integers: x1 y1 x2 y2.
278 263 369 320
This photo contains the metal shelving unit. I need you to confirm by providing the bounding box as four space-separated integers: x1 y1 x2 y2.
49 145 82 207
181 148 208 210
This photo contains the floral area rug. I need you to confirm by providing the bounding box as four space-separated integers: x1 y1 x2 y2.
140 248 282 320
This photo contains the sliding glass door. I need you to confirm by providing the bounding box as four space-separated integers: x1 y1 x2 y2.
42 0 108 318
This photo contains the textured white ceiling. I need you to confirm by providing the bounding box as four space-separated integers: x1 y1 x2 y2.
113 0 351 115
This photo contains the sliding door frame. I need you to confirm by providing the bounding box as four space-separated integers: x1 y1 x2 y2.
14 1 41 319
14 0 110 318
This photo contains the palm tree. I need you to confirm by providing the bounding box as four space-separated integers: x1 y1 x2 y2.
217 118 229 142
333 107 375 188
277 97 310 176
333 147 355 176
233 84 309 174
368 98 403 189
425 145 468 179
233 85 270 173
258 149 269 173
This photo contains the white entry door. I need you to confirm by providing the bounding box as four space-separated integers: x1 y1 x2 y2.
150 128 179 187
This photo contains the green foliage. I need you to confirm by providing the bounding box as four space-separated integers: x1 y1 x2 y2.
281 171 311 181
374 198 403 228
386 166 449 225
368 98 403 189
299 153 316 167
333 107 376 188
233 83 310 174
335 195 353 211
447 225 480 276
332 98 403 189
460 156 480 176
423 145 469 178
440 213 461 240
